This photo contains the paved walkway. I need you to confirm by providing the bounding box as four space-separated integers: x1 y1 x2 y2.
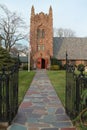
8 70 76 130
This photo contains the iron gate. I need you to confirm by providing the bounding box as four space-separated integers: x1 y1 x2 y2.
0 63 19 124
66 53 87 119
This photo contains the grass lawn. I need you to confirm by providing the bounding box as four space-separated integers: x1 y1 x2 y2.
47 70 66 106
18 70 35 104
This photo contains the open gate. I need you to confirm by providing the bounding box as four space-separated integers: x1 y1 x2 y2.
66 52 87 119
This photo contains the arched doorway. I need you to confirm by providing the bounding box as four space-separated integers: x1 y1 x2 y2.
37 58 46 69
41 58 45 69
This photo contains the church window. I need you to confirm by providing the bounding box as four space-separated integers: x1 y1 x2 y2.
42 29 45 38
37 29 45 39
42 44 45 50
37 29 41 39
37 44 45 51
38 44 40 51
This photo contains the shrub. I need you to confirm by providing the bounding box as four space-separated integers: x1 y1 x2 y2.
23 64 28 70
51 57 62 69
77 64 85 71
50 65 60 70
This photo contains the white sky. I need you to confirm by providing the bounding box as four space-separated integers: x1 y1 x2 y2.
0 0 87 38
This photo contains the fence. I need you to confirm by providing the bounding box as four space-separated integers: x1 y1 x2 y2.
66 53 87 119
0 63 19 124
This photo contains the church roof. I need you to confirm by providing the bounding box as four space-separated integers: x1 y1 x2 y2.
19 56 28 63
53 37 87 60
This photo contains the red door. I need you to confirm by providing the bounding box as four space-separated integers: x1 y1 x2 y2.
37 58 41 69
37 58 48 69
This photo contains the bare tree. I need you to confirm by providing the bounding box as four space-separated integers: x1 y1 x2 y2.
63 28 75 37
0 4 28 51
14 44 29 56
57 28 63 37
54 27 75 37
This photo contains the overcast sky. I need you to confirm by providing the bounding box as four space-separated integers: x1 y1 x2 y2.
0 0 87 37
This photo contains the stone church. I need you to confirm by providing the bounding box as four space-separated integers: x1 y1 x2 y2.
30 6 87 69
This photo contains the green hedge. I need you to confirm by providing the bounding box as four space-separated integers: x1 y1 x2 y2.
50 57 62 70
50 65 60 70
22 64 28 70
77 64 85 71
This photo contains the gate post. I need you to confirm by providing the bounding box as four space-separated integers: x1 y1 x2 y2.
76 77 80 112
65 51 68 113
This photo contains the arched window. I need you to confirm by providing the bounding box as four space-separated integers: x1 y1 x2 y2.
37 44 45 51
37 29 45 38
37 29 41 39
42 29 45 38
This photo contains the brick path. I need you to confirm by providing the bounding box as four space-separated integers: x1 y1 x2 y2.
8 70 76 130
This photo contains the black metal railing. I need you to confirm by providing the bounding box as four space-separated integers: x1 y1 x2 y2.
0 63 19 124
66 53 87 119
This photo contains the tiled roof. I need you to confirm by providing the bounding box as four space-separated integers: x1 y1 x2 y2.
53 37 87 60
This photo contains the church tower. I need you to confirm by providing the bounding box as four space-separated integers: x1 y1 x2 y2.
30 6 53 69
